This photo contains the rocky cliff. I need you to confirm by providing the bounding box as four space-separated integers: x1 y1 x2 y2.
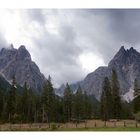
0 45 46 93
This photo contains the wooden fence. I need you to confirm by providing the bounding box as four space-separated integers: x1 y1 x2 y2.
0 120 139 130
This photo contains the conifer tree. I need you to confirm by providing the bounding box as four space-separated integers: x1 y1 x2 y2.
63 83 73 122
42 75 55 123
134 78 140 97
72 86 84 121
21 82 29 122
7 75 17 122
100 77 112 121
133 78 140 113
0 90 4 120
111 69 122 119
83 92 92 119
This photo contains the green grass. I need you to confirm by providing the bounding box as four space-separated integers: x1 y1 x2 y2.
55 127 140 131
3 127 140 131
60 127 140 131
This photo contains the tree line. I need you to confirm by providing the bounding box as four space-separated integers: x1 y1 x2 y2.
0 76 99 124
100 69 140 121
100 69 122 121
0 69 138 124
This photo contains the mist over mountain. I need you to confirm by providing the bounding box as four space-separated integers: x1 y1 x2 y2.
57 46 140 102
0 45 46 93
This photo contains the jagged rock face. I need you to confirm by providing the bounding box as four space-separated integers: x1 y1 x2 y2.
57 46 140 101
82 46 140 100
108 46 140 94
82 66 110 100
0 45 46 93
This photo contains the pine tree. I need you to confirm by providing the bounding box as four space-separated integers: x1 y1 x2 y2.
28 88 37 123
100 77 112 121
0 89 4 121
72 86 84 121
21 82 29 122
7 75 17 122
63 83 73 122
134 78 140 97
133 96 140 114
111 69 122 119
133 78 140 113
83 92 92 119
42 75 55 123
34 94 42 123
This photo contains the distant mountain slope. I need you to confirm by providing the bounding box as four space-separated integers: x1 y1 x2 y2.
0 45 46 93
57 46 140 101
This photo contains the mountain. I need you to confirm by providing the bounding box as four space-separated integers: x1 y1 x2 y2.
57 46 140 101
0 45 46 93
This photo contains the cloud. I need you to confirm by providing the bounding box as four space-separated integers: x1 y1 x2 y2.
1 9 140 87
103 9 140 44
30 23 83 87
14 9 84 86
0 32 8 48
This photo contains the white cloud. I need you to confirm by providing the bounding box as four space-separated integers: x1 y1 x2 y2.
79 52 106 74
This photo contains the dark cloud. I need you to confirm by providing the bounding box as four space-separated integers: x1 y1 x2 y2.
104 9 140 44
30 24 83 86
63 9 140 63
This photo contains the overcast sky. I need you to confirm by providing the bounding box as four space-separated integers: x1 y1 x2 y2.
0 9 140 87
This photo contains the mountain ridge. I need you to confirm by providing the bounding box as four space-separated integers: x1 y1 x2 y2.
57 46 140 101
0 45 46 93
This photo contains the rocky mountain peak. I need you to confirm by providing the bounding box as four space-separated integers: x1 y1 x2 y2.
109 46 140 67
119 45 126 52
17 45 31 60
117 46 126 54
0 45 46 93
129 47 134 51
112 46 126 59
10 44 14 49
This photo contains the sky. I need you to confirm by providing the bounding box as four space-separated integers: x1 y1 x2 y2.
0 9 140 87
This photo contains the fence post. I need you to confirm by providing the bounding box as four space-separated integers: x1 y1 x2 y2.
76 122 77 128
114 121 116 127
136 122 138 128
39 124 41 129
94 122 96 127
48 123 50 128
29 123 32 128
104 121 106 127
124 121 126 127
9 123 12 130
20 122 22 130
84 121 87 128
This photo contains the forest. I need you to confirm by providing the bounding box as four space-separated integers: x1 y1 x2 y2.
0 69 139 124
